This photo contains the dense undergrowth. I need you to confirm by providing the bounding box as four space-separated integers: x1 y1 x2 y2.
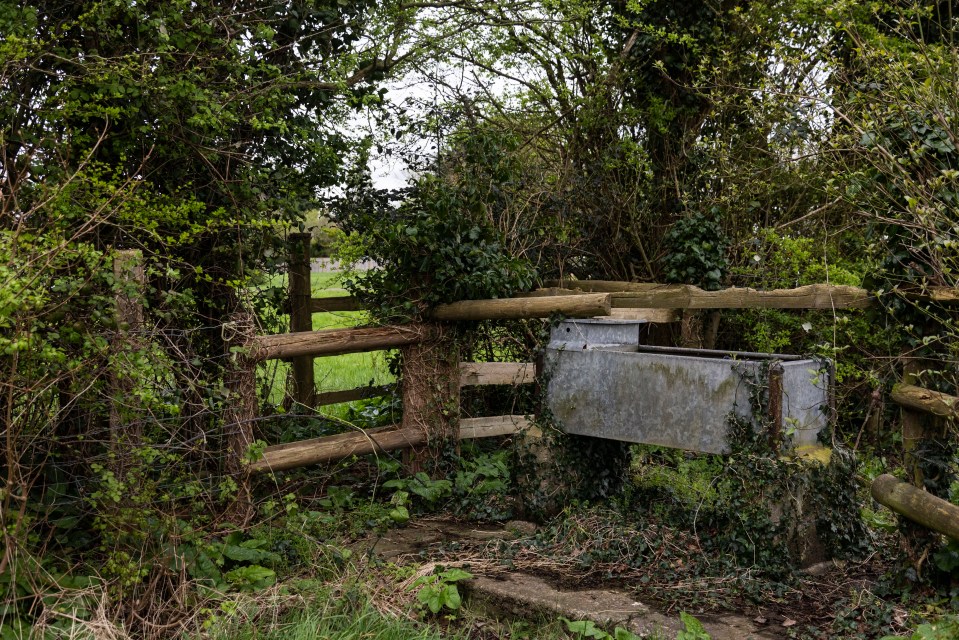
4 1 959 638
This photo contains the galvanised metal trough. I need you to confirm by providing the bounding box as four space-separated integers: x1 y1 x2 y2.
545 319 831 454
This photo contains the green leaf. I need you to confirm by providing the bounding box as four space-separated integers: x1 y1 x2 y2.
677 612 711 640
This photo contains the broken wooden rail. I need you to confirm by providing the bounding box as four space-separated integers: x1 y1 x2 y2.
871 474 959 542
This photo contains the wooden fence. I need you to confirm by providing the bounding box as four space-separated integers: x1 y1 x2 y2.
191 238 958 541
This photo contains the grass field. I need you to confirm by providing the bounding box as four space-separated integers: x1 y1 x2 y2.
261 271 394 410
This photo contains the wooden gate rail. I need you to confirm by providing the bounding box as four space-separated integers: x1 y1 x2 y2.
885 382 959 537
891 383 959 418
311 282 891 315
251 324 436 361
548 281 873 310
871 474 959 541
308 362 534 408
250 415 532 472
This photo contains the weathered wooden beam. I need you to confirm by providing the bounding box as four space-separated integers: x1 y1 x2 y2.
311 296 365 313
288 233 315 406
517 287 585 297
547 280 874 310
224 310 258 523
518 289 680 321
460 415 531 439
251 415 530 472
872 474 959 541
609 284 872 310
432 293 611 321
314 384 392 407
251 324 435 361
606 308 681 323
891 383 959 419
401 325 460 471
910 287 959 303
250 425 425 472
459 362 535 387
545 279 662 293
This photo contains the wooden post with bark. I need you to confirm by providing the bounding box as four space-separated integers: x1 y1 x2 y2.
900 359 931 488
401 324 460 475
223 310 257 525
110 249 146 448
288 233 315 407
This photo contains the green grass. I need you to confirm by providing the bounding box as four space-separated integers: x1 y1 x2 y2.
208 606 461 640
261 271 393 410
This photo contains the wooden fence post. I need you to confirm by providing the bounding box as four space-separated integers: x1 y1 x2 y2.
401 324 460 475
287 233 315 407
110 249 145 448
901 359 930 488
224 310 257 525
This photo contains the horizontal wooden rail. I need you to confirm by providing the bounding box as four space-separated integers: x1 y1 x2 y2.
250 415 531 472
311 296 365 313
307 284 959 317
432 293 611 321
310 292 612 320
545 280 663 293
460 414 532 438
891 383 959 418
459 362 535 387
315 384 392 407
872 474 959 541
549 280 873 310
251 425 422 472
251 324 435 361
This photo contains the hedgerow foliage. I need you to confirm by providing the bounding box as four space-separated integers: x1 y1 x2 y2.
336 130 537 321
1 0 385 634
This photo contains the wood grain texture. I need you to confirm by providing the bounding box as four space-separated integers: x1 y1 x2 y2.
459 362 535 387
314 384 392 407
545 279 663 293
608 284 872 310
251 415 530 472
460 415 531 438
432 293 611 320
288 233 315 406
311 296 365 312
251 324 435 361
547 280 873 309
250 425 425 472
605 308 681 322
872 474 959 541
891 383 959 418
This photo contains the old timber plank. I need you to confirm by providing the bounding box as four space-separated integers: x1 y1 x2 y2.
252 324 435 361
459 362 535 387
891 383 959 418
432 293 611 321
